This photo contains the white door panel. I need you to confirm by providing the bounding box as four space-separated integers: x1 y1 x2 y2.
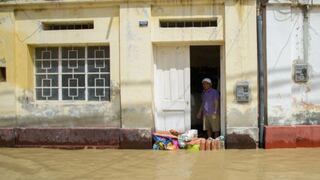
154 45 190 132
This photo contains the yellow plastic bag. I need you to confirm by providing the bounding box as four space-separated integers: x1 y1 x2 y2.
186 144 200 152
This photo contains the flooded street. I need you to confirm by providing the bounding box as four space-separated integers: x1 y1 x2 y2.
0 148 319 180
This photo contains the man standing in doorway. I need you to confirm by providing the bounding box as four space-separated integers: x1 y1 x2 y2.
197 78 220 138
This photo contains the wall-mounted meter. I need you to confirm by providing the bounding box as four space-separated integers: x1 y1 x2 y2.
236 81 250 103
139 20 148 27
293 63 308 83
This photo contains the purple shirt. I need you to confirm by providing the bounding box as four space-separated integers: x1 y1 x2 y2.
201 88 219 115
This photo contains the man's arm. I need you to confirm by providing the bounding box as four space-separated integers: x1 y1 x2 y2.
213 99 218 115
197 103 203 119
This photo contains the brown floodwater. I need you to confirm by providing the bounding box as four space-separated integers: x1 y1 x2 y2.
0 148 319 180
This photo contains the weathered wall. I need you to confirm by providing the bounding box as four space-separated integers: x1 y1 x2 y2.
0 1 260 148
119 3 154 128
119 1 225 129
0 10 17 127
151 3 224 43
0 7 121 127
266 4 320 125
224 0 258 144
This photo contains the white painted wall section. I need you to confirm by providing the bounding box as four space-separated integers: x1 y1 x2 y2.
266 5 320 125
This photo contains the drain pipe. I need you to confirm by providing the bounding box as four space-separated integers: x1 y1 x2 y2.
257 0 265 148
302 4 309 64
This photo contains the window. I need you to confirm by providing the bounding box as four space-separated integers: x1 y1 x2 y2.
35 46 110 101
42 21 94 31
160 19 217 28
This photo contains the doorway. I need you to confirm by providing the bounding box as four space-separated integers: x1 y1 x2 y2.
190 46 220 138
154 45 221 134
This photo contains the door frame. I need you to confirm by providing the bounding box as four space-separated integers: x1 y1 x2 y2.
152 43 226 136
220 45 226 137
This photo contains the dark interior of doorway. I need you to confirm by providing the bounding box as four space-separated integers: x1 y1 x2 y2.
190 46 220 138
0 67 6 82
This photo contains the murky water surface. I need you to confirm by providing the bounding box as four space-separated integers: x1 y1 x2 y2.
0 148 319 180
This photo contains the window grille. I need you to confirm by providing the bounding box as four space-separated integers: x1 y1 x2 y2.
35 46 110 101
159 19 217 28
42 21 94 31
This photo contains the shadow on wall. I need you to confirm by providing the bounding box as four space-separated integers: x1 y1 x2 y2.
15 8 118 21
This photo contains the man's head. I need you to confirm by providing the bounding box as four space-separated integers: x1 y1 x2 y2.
202 78 212 90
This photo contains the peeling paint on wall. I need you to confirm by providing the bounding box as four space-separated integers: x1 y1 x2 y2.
267 5 320 126
4 81 121 128
226 107 258 127
0 1 260 146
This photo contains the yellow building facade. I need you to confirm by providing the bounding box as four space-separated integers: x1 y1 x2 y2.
0 0 258 147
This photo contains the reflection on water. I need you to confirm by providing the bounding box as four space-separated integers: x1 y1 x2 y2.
0 148 320 180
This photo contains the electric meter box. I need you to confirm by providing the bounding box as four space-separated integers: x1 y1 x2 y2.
293 63 308 83
236 81 250 103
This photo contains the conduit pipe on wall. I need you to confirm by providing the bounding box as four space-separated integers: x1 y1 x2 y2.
257 0 265 148
302 4 309 64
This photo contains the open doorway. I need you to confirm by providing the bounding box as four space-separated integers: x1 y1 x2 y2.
190 45 220 138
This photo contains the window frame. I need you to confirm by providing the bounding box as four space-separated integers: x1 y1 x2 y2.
33 45 111 102
42 21 94 31
159 18 218 28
